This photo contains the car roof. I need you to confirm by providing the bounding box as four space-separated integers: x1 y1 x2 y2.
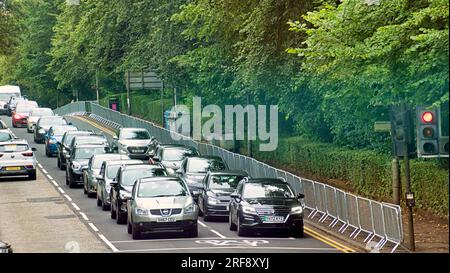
0 139 28 145
244 178 287 184
121 164 164 171
159 144 195 149
66 130 93 135
39 115 63 120
104 159 143 166
51 125 77 130
208 170 248 176
74 144 108 149
139 176 182 184
31 107 52 111
92 154 129 160
188 155 223 161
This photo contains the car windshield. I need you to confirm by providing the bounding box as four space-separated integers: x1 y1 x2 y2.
187 158 227 173
210 175 244 191
64 133 92 145
106 165 122 179
162 148 196 161
74 137 106 146
0 94 16 101
73 147 107 159
53 127 76 136
120 130 150 140
39 117 66 126
138 180 188 198
0 144 29 152
122 168 167 186
15 104 35 113
243 183 295 199
0 132 13 142
31 108 53 116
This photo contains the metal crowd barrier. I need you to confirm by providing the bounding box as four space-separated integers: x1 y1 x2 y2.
55 101 404 252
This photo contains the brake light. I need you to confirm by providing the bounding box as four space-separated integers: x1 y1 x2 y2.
22 152 34 157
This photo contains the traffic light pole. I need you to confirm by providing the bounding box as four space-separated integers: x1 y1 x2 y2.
392 157 401 205
403 141 415 252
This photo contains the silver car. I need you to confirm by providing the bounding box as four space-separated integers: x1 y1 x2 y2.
27 107 54 133
0 139 37 180
112 128 154 159
153 144 199 175
83 154 130 197
127 176 199 239
96 159 144 211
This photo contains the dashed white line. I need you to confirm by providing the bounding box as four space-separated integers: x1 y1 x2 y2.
79 212 89 221
46 174 53 180
51 180 58 187
210 229 227 239
57 187 65 194
72 202 80 211
198 221 207 228
98 234 119 252
64 194 72 202
88 223 99 232
41 169 48 174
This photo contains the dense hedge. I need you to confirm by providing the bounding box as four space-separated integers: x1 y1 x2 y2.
252 137 449 216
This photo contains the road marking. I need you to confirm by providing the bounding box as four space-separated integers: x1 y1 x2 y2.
51 180 58 186
64 194 72 202
79 212 89 221
110 237 222 244
46 174 53 180
98 234 119 252
42 169 48 174
118 246 340 253
57 187 65 194
88 223 99 232
72 202 80 211
71 116 116 136
210 229 227 239
197 220 208 228
304 227 355 253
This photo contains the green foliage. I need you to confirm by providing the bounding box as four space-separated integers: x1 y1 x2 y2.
253 136 449 215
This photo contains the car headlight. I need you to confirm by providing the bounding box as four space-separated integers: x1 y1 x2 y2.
184 203 196 214
242 206 257 214
291 206 303 214
208 197 220 205
120 191 131 200
135 208 148 216
72 162 81 171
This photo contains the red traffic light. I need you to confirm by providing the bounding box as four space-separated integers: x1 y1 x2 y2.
421 111 434 123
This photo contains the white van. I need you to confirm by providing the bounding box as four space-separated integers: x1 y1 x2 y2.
0 85 21 115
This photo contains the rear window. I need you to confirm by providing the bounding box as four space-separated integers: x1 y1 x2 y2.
39 117 66 126
0 144 29 152
0 132 13 142
31 108 53 116
16 104 36 113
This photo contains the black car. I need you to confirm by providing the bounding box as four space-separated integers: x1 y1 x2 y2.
65 144 109 188
110 164 168 224
34 116 68 143
198 170 249 221
229 178 305 238
57 130 95 170
178 156 229 202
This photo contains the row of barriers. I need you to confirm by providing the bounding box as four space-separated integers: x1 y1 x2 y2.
55 101 404 252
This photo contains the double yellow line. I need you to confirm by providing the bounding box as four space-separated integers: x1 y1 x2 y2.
72 115 357 253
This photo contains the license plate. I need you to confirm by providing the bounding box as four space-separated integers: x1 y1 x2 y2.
6 167 21 171
157 217 176 223
261 216 284 223
133 150 144 153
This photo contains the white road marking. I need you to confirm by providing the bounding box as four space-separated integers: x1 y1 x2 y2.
57 187 65 194
110 237 222 244
79 212 89 221
197 220 208 228
118 246 340 253
46 174 53 180
72 202 80 211
42 169 48 174
64 194 72 202
51 180 58 187
98 234 119 252
88 223 99 232
210 229 227 239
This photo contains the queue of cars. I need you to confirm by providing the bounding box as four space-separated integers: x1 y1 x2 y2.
3 103 306 240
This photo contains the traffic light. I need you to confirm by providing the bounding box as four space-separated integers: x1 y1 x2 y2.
439 136 449 156
416 107 439 157
390 105 414 157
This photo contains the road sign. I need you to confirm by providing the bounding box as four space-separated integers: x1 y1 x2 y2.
125 70 163 90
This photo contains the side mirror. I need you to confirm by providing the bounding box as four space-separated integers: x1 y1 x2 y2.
113 136 118 141
110 181 118 187
31 147 37 151
297 193 305 199
96 175 103 180
153 156 160 162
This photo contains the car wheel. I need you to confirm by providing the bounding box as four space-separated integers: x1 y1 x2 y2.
291 224 304 238
68 175 76 189
117 208 126 225
65 171 69 185
229 212 237 231
203 210 211 222
57 158 61 168
237 215 247 236
101 195 110 211
132 223 141 240
127 217 132 234
111 202 116 219
28 171 37 181
87 191 96 198
186 223 198 238
97 194 102 207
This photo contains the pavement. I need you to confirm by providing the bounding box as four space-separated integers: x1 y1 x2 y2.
0 115 359 253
